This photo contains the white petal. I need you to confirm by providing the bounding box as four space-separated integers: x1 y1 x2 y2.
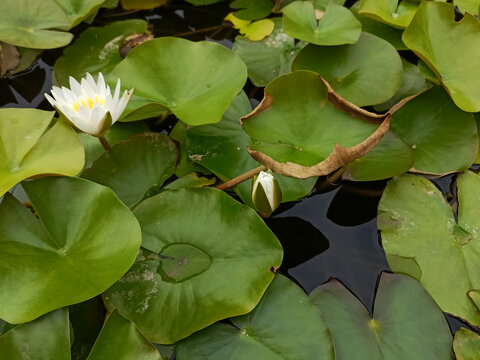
112 79 121 102
96 73 106 96
50 86 65 102
44 93 57 107
69 77 83 96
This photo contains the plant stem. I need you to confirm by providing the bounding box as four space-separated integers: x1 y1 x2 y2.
173 25 224 37
99 136 111 151
215 165 267 191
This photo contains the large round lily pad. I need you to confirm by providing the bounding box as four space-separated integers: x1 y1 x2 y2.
241 71 380 176
359 0 419 28
185 91 317 205
0 177 141 323
82 132 178 208
282 1 361 46
111 37 248 125
378 171 480 326
53 19 149 86
103 187 283 344
87 310 162 360
0 0 73 49
0 309 70 360
176 274 334 360
310 273 453 360
293 32 403 106
0 108 84 197
402 1 480 112
390 86 477 174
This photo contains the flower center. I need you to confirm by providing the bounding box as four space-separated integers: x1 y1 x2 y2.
72 96 105 111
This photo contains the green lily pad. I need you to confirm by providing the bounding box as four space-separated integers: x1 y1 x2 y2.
82 132 178 208
103 187 283 344
350 3 406 50
111 37 248 126
241 71 380 176
310 273 453 360
343 131 414 181
373 59 431 112
53 19 149 86
390 86 477 174
163 173 215 190
186 91 317 204
402 1 480 112
454 328 480 360
231 0 274 20
454 0 480 14
233 18 303 87
359 0 419 28
120 0 167 9
79 121 149 170
87 310 162 360
282 1 361 46
0 108 84 197
53 0 105 28
293 32 403 106
0 176 141 323
120 95 167 123
0 309 70 360
378 171 480 326
475 113 480 164
176 274 334 360
185 0 225 4
0 0 73 49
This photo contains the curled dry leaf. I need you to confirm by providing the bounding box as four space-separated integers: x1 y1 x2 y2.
120 32 154 57
242 75 421 179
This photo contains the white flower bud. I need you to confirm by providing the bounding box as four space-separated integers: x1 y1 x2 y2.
252 170 282 215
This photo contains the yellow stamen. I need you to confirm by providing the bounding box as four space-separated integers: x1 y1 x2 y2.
72 97 105 112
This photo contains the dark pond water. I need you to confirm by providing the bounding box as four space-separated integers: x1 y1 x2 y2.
1 2 478 358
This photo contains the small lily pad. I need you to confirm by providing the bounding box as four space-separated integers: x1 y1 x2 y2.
359 0 419 28
390 86 477 174
0 0 73 49
53 19 149 86
293 32 403 106
111 37 248 125
453 328 480 360
282 1 361 46
310 273 453 360
0 108 84 197
0 309 70 360
0 177 141 323
378 171 480 326
87 310 162 360
103 187 283 344
176 274 335 360
402 1 480 112
82 132 178 208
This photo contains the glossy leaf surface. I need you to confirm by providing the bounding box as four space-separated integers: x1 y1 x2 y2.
104 187 283 344
0 177 141 323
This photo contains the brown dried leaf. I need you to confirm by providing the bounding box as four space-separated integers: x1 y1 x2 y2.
120 33 154 57
0 42 20 77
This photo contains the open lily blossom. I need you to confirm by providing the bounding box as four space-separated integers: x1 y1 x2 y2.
45 73 133 137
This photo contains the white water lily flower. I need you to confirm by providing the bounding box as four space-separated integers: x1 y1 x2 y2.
45 73 133 137
252 170 282 215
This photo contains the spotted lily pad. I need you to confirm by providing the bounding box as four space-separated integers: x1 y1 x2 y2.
111 37 248 125
0 177 141 323
103 187 283 344
453 328 480 360
176 274 334 360
82 132 178 208
53 19 149 86
310 273 453 360
185 91 317 205
0 108 84 197
53 0 105 28
233 18 303 87
390 86 477 174
378 171 480 326
282 1 361 45
293 32 403 106
402 1 480 112
359 0 419 28
87 310 162 360
0 309 70 360
0 0 73 49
